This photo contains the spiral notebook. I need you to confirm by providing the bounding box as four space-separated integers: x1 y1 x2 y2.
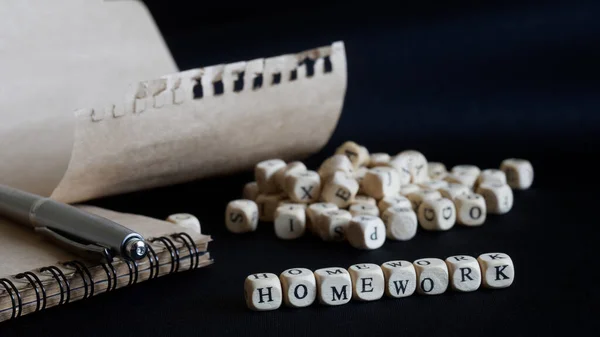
0 206 213 323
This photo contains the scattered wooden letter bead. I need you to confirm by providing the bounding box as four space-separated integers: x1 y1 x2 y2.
428 162 448 180
348 264 385 301
317 209 352 241
476 182 514 214
381 206 418 241
414 258 449 295
318 154 354 181
255 159 286 194
454 194 487 226
166 213 201 233
274 205 306 239
285 170 321 203
418 179 449 190
225 200 258 233
280 268 317 308
306 202 338 235
451 164 481 176
445 172 478 189
399 184 421 196
445 255 482 292
346 215 386 250
349 203 380 217
351 195 377 206
477 252 515 288
242 181 260 201
353 166 369 194
256 193 285 222
407 189 442 211
244 273 283 311
500 158 534 190
362 167 401 199
335 141 370 168
438 183 470 200
417 198 456 231
314 267 352 305
477 169 507 187
381 260 417 298
378 195 412 213
275 161 307 192
368 153 391 167
390 150 429 183
321 171 359 208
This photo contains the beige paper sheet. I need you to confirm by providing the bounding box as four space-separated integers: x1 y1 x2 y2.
50 42 347 203
0 205 212 322
0 0 178 196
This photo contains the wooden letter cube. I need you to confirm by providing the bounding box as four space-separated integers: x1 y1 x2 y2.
255 193 285 222
351 195 377 206
418 179 449 191
346 215 386 250
476 182 513 214
399 184 421 196
244 273 283 311
445 172 478 189
225 200 258 233
451 164 481 176
285 170 321 203
274 205 306 239
428 162 448 180
414 258 449 295
321 171 359 208
445 255 481 292
280 268 317 308
362 167 401 199
477 169 507 186
275 161 307 192
477 253 515 288
242 181 259 201
349 203 380 217
348 264 385 301
381 206 418 241
353 167 369 194
255 159 286 193
417 198 456 231
335 141 370 168
454 194 487 226
318 154 354 181
314 267 352 305
438 183 470 200
368 152 391 167
389 150 429 183
166 213 201 233
381 260 417 298
378 195 412 213
306 202 338 235
316 209 352 241
407 189 442 211
500 158 534 189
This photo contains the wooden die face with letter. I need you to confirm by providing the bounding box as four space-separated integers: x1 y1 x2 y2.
445 255 481 292
314 267 352 306
413 258 449 295
478 253 515 289
244 273 282 311
347 263 385 301
279 268 317 308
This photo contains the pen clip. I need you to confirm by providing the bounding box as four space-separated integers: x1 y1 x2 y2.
35 227 114 263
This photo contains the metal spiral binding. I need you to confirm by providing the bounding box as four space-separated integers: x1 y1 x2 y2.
39 266 70 306
15 272 46 313
171 232 200 270
62 260 95 299
146 244 159 280
0 278 22 320
149 236 180 274
124 260 139 286
101 261 118 292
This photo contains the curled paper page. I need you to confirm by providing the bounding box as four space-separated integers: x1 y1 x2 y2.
50 41 347 203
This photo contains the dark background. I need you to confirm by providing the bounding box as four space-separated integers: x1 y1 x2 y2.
1 1 599 336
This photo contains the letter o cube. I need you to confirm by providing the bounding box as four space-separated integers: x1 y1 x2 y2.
279 268 317 308
455 194 487 226
414 258 449 295
314 268 352 306
477 253 515 289
445 255 481 292
346 215 386 250
225 200 258 233
244 273 282 311
417 198 456 231
348 263 384 301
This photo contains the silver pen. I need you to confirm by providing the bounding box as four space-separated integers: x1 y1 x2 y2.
0 184 147 263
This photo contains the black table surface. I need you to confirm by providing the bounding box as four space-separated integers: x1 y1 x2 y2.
1 1 598 336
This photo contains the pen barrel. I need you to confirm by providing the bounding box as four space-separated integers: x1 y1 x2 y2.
0 184 40 226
